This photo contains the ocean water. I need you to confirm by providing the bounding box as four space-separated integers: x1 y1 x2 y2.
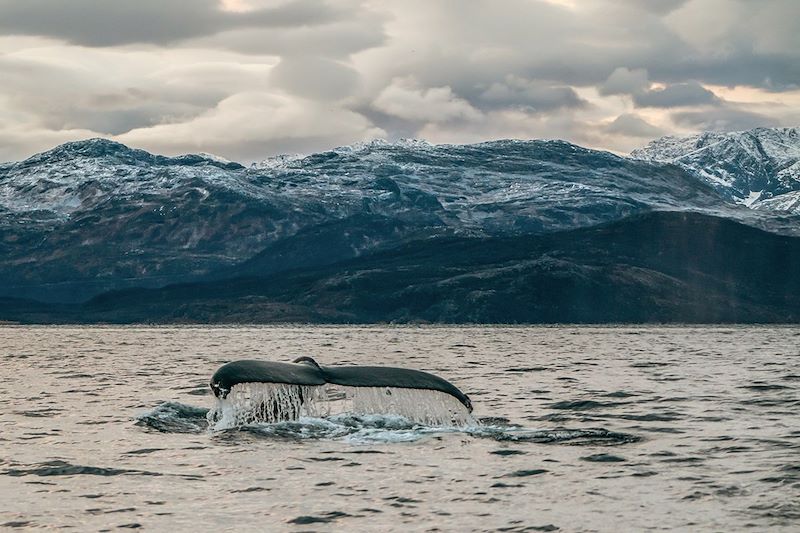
1 325 798 531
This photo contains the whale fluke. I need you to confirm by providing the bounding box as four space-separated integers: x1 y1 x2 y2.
210 358 473 412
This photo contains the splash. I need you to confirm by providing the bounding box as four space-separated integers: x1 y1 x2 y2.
135 401 210 433
207 382 476 430
135 401 639 446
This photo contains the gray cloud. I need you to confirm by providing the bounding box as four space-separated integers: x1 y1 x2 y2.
373 78 482 123
599 69 723 109
270 57 360 100
0 53 268 137
476 77 587 112
194 10 387 57
0 0 341 46
116 92 386 162
599 68 650 96
648 51 800 92
672 106 781 132
615 0 690 15
605 113 665 138
655 0 800 90
633 82 720 108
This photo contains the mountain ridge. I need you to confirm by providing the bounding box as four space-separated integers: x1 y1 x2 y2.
1 128 799 323
1 135 738 303
3 211 798 324
631 127 800 210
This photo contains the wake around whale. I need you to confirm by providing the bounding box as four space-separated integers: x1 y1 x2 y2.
208 357 474 428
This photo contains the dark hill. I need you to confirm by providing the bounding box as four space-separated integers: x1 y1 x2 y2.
4 211 799 324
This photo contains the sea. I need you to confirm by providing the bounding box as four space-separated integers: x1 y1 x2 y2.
1 325 799 531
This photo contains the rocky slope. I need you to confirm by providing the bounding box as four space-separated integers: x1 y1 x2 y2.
631 127 800 210
1 137 732 302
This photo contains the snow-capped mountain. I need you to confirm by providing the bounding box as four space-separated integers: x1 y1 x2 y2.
1 137 733 302
631 127 800 210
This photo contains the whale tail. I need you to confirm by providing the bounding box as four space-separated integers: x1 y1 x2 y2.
208 358 475 428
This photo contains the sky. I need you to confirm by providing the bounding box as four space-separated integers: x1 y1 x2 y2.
0 0 798 162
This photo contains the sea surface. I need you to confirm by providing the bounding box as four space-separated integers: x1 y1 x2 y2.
1 326 799 531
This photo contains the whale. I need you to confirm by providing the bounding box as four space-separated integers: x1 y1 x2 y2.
210 356 473 412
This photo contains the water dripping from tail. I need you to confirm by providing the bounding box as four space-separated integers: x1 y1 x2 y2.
207 382 477 431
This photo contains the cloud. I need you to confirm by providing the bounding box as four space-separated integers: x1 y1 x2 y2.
415 107 583 146
665 0 800 56
0 0 342 46
615 0 689 15
633 82 721 108
477 76 587 112
599 68 650 96
660 0 800 90
605 113 665 138
116 92 386 161
189 5 387 57
672 106 780 132
600 68 721 109
0 0 796 161
0 48 273 136
373 78 483 123
269 57 359 100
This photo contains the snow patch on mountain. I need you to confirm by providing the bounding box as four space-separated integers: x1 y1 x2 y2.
631 127 800 213
755 190 800 213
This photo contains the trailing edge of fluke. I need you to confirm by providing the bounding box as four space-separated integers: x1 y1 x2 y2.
210 356 473 412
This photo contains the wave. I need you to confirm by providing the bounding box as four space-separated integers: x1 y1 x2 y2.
134 401 210 434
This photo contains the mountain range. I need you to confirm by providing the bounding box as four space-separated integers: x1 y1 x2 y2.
632 127 800 209
2 127 799 323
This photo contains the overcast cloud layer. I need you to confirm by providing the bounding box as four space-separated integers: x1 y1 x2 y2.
0 0 797 162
